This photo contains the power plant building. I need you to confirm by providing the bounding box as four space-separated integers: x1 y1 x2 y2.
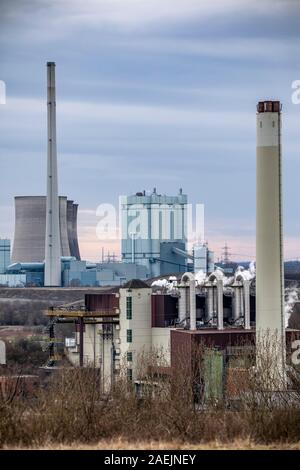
62 259 147 287
46 270 299 394
11 196 81 264
121 189 188 277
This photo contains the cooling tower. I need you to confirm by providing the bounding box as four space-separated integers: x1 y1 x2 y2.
67 200 76 258
12 196 80 263
59 197 71 258
12 196 46 263
72 203 81 260
256 100 285 382
67 201 81 260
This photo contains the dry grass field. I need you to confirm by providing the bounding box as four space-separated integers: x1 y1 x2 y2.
1 348 300 450
4 439 300 450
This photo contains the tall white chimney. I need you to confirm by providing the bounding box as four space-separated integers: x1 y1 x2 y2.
256 100 285 384
44 62 61 286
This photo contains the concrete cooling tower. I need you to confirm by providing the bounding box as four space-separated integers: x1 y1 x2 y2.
67 201 81 262
12 196 81 263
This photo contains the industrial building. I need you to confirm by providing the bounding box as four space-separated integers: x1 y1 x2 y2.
1 62 297 400
44 267 299 398
9 188 211 287
6 261 45 286
40 96 299 399
121 189 189 277
0 239 10 274
45 267 254 378
11 196 80 264
0 273 26 287
62 259 148 287
7 196 214 285
0 239 17 286
8 64 203 287
5 258 148 287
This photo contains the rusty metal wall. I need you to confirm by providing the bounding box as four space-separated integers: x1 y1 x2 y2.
85 293 119 311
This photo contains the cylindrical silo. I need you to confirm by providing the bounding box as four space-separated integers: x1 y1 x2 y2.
256 100 285 384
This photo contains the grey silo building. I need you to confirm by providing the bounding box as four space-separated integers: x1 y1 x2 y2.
12 196 81 263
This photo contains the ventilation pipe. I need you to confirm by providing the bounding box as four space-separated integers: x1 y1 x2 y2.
244 280 251 330
234 272 251 330
233 286 241 323
216 279 224 330
181 272 196 330
205 285 214 323
233 285 243 323
178 286 187 324
208 270 224 330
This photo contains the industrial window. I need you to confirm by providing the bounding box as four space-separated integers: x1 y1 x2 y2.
127 329 132 343
127 368 133 381
126 296 132 320
127 351 133 362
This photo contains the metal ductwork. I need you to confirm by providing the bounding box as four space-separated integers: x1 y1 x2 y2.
181 272 196 330
207 271 224 330
178 285 187 324
233 272 251 330
205 285 214 323
232 286 242 324
172 246 194 260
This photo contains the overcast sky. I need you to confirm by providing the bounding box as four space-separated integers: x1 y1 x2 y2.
0 0 300 262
